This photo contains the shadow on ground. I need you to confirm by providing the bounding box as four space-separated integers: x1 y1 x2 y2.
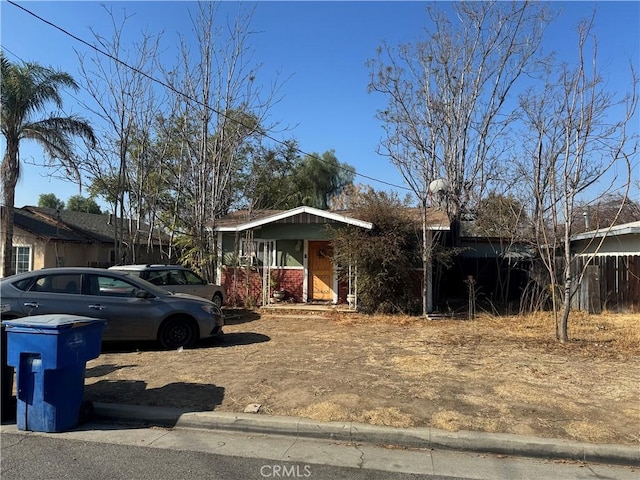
200 332 270 348
84 380 225 411
221 308 261 325
86 364 138 378
99 331 269 353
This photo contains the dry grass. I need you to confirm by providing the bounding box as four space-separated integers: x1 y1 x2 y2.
564 420 618 443
338 310 640 358
85 309 640 445
431 410 503 433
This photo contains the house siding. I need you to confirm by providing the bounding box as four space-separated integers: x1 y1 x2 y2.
248 223 331 240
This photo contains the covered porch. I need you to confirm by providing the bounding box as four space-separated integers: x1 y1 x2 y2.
213 206 372 308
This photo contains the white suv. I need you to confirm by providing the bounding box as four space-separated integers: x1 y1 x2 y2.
109 264 225 307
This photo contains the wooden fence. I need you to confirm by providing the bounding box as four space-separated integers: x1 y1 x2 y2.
572 255 640 313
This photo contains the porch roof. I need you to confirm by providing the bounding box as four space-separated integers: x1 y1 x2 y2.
570 221 640 242
213 206 374 232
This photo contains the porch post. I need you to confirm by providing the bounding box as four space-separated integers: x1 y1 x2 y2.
302 240 308 302
216 231 223 285
426 230 433 313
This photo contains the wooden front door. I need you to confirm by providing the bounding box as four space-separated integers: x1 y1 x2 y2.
308 241 333 301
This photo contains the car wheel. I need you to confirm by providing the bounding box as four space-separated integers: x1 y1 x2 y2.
212 293 223 308
159 317 197 349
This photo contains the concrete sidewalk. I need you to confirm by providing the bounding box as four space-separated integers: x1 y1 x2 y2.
92 402 640 467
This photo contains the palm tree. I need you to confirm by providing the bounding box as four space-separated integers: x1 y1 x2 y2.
1 54 95 276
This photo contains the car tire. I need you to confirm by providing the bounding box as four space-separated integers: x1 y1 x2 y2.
158 316 197 349
212 293 223 308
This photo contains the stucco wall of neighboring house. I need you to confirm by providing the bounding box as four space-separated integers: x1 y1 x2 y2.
7 226 114 271
41 242 113 268
9 227 46 270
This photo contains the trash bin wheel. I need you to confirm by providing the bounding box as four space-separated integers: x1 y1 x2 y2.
158 316 197 349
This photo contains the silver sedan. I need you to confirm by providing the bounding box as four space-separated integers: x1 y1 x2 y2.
0 267 224 349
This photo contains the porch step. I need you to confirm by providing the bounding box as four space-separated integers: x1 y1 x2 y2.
260 303 357 314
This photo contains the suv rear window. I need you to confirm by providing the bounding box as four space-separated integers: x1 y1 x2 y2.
145 271 169 285
118 271 143 279
112 266 208 288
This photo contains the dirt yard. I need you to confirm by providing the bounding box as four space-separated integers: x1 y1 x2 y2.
84 309 640 445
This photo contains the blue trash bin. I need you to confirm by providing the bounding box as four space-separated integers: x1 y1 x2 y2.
4 315 105 432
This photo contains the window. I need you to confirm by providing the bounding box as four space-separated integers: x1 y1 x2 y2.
166 270 187 285
240 239 275 267
183 270 205 285
12 246 31 274
90 275 139 297
145 271 167 285
31 274 81 294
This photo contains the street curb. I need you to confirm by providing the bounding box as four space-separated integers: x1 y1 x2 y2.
93 402 640 467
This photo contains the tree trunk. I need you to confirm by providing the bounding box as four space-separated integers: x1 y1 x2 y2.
1 141 19 277
559 279 571 343
422 199 429 317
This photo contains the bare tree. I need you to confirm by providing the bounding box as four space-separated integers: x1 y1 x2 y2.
161 2 283 281
77 5 162 264
517 15 638 342
367 1 551 315
573 193 640 234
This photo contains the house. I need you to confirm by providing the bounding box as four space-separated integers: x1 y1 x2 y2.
213 205 449 309
2 206 169 276
570 221 640 313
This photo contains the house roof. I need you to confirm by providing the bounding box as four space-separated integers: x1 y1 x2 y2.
22 206 116 243
12 208 96 243
213 206 374 232
570 221 640 242
12 206 168 245
213 205 450 233
402 207 451 230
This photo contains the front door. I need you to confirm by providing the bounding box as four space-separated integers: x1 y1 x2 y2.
308 241 333 301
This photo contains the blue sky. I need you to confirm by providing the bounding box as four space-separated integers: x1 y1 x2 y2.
1 1 638 209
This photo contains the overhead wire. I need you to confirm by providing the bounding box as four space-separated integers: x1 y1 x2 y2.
6 0 412 192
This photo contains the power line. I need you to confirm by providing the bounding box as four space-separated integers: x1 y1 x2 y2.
7 0 412 192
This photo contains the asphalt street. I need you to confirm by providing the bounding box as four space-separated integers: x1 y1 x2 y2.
1 422 638 480
2 431 449 480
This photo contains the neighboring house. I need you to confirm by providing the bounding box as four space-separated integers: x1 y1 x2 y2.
213 205 449 308
1 206 169 276
438 236 534 309
570 221 640 313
